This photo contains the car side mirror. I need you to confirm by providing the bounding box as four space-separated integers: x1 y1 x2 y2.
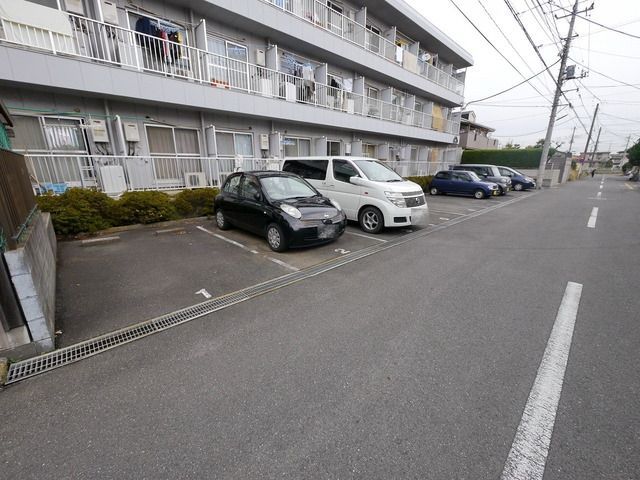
253 192 261 201
350 176 364 186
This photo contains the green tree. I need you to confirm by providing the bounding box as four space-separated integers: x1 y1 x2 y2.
627 138 640 167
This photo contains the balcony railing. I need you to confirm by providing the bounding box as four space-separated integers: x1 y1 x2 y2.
24 153 461 194
0 12 460 136
261 0 464 95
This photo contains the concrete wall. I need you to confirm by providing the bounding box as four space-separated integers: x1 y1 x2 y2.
3 212 57 354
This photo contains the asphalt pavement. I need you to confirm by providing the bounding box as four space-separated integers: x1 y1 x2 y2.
1 176 638 479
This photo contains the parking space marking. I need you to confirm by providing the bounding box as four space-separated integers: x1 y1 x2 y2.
266 257 299 271
599 185 603 190
597 191 602 198
501 282 583 480
439 217 450 221
196 226 260 254
428 223 437 227
624 183 634 190
428 209 467 216
344 230 388 242
587 207 598 228
195 289 212 299
467 208 477 212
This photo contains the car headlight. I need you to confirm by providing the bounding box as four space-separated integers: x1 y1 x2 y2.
525 177 534 182
329 199 342 211
384 191 406 208
280 203 302 219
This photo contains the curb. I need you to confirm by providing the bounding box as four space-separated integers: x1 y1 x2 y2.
81 236 121 247
154 227 187 235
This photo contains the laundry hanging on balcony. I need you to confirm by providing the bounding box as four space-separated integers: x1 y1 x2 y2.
134 16 184 62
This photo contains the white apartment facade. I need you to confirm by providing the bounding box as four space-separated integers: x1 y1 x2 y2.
0 0 473 193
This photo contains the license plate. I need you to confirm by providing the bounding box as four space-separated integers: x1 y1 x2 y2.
318 224 338 239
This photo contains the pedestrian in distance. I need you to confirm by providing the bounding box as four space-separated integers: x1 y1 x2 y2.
591 168 596 178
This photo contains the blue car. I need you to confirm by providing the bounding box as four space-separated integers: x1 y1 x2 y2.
497 166 537 191
428 170 500 199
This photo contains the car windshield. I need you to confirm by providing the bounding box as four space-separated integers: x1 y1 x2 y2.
353 160 404 182
260 175 318 201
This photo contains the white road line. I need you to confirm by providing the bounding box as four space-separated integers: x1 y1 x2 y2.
501 281 583 480
599 185 603 190
439 217 450 221
587 207 598 228
428 223 437 227
467 208 477 212
266 257 299 271
624 183 634 190
597 191 601 198
344 230 388 242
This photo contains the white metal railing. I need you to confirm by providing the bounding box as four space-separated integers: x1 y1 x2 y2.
0 11 460 136
261 0 464 94
24 154 462 194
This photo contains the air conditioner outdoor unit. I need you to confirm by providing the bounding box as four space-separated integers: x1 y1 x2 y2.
184 172 206 188
99 166 126 196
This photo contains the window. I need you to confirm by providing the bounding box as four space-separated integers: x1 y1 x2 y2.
146 125 201 181
207 37 248 88
333 159 358 183
327 140 341 156
435 171 450 180
282 159 328 180
366 24 381 53
283 137 311 157
223 175 241 194
11 116 47 152
240 176 260 199
216 131 254 157
362 144 376 158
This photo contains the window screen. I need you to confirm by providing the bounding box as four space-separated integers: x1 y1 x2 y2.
216 132 235 156
282 160 328 180
147 126 176 154
11 116 47 151
175 128 200 155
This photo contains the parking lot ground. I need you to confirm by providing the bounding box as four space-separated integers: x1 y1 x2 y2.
55 191 532 347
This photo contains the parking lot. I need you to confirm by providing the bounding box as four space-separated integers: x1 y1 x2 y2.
55 191 535 347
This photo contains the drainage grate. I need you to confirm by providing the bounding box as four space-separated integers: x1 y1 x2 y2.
5 193 534 384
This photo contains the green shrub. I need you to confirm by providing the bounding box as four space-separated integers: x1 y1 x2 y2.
405 176 434 192
36 188 115 235
622 162 632 174
461 148 554 169
117 191 177 225
174 188 219 217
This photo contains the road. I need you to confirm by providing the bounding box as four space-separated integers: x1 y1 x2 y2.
1 176 638 479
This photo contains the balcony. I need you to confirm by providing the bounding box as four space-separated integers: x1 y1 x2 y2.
260 0 464 95
0 12 460 137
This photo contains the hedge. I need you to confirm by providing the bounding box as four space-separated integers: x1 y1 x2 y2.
405 176 434 192
461 148 555 169
37 187 219 235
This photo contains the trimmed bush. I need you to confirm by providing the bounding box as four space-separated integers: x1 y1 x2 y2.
461 148 555 169
116 191 177 225
405 176 434 192
36 188 116 235
174 188 219 217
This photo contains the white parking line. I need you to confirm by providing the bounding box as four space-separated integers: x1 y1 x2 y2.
197 226 259 253
197 226 299 271
587 207 598 228
266 257 299 271
599 185 603 190
501 281 583 480
624 183 634 190
344 230 388 242
429 209 466 216
597 191 601 198
439 217 450 221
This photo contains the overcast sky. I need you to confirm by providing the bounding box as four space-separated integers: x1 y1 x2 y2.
408 0 640 153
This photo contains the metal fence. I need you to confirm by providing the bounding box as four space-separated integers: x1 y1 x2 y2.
0 150 37 251
23 154 459 195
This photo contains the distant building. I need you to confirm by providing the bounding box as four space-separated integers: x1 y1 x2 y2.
458 111 498 150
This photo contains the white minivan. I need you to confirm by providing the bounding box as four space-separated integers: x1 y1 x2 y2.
282 157 429 234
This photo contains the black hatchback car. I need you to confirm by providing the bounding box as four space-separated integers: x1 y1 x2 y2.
214 171 347 252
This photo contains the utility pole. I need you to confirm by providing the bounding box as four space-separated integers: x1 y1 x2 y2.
623 135 631 154
537 0 582 188
581 103 599 169
590 126 602 167
568 126 576 154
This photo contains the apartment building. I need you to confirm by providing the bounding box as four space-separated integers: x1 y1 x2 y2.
0 0 473 193
459 111 498 150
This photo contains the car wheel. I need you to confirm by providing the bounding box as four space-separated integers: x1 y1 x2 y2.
473 189 486 199
359 206 384 234
429 186 439 195
266 223 288 252
216 209 231 230
499 186 507 196
513 183 523 191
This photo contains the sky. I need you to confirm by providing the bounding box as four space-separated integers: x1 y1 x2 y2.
408 0 640 153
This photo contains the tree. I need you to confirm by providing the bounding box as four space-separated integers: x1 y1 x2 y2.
627 138 640 181
532 138 545 148
504 142 521 149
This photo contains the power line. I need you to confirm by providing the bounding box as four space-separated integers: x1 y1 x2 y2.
600 112 640 124
571 45 640 60
465 60 560 106
553 3 640 39
570 57 640 91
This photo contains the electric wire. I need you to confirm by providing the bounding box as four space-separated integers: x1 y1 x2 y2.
553 3 640 39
